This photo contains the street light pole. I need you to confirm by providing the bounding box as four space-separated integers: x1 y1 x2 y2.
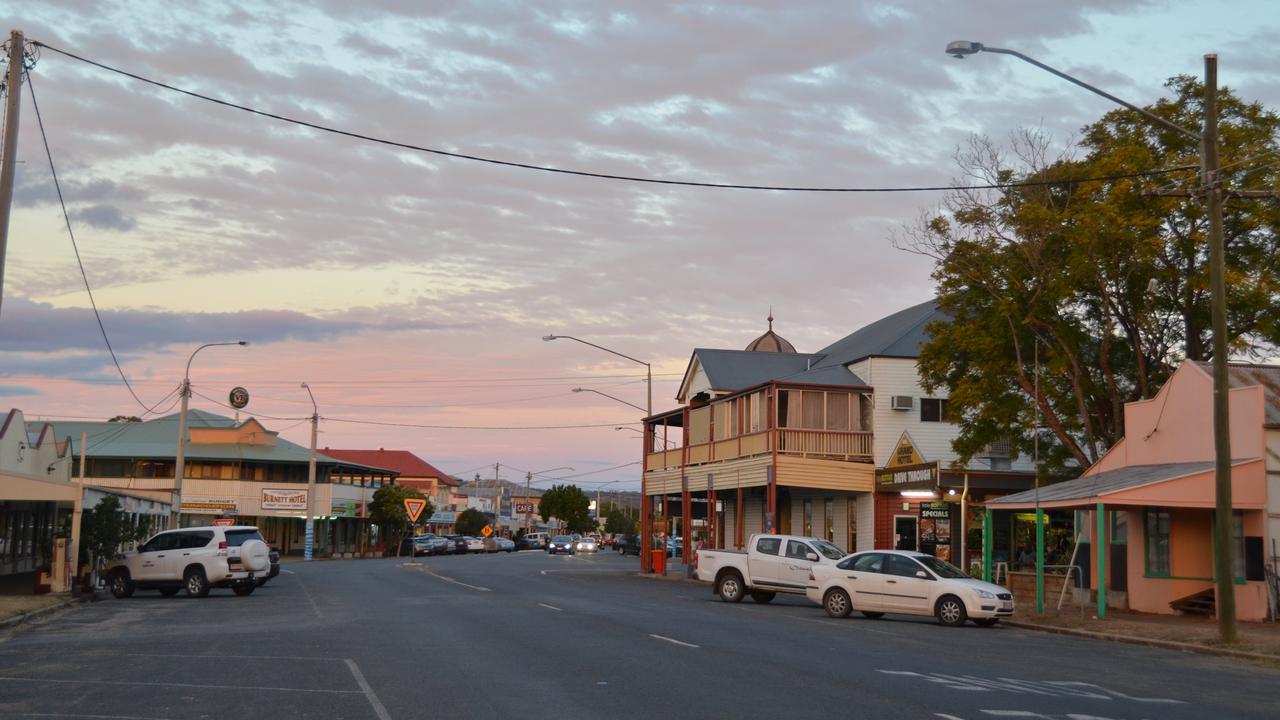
171 341 248 529
543 334 653 570
521 465 574 535
572 387 647 412
302 383 319 561
947 41 1237 642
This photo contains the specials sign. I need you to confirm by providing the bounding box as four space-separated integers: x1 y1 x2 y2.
261 488 308 510
875 462 938 492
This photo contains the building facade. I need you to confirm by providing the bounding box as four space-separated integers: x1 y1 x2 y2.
1 410 79 590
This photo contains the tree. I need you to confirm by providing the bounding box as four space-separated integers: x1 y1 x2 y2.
538 484 593 533
107 415 142 423
368 485 431 556
455 508 489 536
603 503 639 536
899 76 1280 476
79 495 151 569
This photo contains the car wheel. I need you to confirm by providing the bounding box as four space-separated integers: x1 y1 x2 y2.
750 591 776 604
935 595 967 627
159 587 180 597
183 566 210 598
717 572 745 603
861 611 885 619
255 577 268 587
973 618 999 627
108 570 134 599
823 588 852 618
233 584 255 596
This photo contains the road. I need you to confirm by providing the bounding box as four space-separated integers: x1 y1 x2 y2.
1 549 1277 719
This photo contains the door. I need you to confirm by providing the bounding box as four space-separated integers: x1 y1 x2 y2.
134 532 179 581
894 516 918 551
780 539 818 588
750 536 783 586
838 553 887 610
175 531 214 576
881 554 934 613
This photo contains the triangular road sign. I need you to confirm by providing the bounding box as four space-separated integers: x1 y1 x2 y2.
404 498 427 523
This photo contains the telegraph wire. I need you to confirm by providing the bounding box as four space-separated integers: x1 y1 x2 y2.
26 68 174 416
323 416 638 431
34 40 1196 194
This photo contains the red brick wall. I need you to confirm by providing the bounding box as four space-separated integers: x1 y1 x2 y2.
874 492 924 549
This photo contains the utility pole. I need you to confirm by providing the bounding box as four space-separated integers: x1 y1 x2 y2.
526 471 533 535
0 30 25 318
171 377 191 529
302 383 318 561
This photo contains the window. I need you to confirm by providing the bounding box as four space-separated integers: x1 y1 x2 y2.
224 529 265 547
1111 512 1128 545
826 393 850 431
141 533 178 553
785 540 811 560
886 554 927 578
1145 509 1171 576
778 390 793 428
848 553 884 573
920 398 950 423
755 537 781 556
803 498 813 536
810 540 845 560
180 531 214 549
824 498 834 543
801 391 825 429
1233 511 1245 581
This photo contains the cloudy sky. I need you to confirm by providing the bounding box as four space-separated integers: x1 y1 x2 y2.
1 1 1276 489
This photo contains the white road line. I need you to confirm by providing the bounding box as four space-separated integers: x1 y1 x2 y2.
538 603 563 612
15 652 343 662
7 713 179 719
345 658 393 720
403 564 492 592
0 676 362 694
294 572 323 619
649 634 699 648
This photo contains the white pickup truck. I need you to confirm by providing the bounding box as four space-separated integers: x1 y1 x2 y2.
696 534 848 603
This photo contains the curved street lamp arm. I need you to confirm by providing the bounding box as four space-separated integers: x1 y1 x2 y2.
185 340 249 381
573 387 647 413
544 334 650 369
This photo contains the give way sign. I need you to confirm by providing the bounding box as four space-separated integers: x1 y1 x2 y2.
403 498 427 523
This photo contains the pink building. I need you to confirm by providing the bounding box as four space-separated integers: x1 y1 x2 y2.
987 361 1277 621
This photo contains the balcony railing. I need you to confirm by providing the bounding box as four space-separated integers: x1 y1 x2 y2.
645 428 872 470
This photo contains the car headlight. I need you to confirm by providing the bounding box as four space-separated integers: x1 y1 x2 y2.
975 589 995 599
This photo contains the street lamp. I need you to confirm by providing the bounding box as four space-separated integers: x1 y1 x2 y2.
544 333 654 570
948 41 1237 642
616 426 675 449
172 341 249 528
301 383 319 561
572 387 646 413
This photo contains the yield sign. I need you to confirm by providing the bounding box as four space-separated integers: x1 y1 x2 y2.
403 498 428 523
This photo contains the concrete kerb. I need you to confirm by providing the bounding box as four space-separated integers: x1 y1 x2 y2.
1002 619 1279 664
0 593 97 633
634 571 702 584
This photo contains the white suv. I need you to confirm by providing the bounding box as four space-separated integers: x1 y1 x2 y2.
105 526 271 598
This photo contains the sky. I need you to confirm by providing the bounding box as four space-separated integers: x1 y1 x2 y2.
0 1 1277 490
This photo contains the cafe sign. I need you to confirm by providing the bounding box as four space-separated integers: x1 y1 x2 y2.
182 498 237 515
261 488 308 510
875 461 938 492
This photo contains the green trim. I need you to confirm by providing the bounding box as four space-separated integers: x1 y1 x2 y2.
1096 503 1106 619
983 508 993 583
1034 509 1045 615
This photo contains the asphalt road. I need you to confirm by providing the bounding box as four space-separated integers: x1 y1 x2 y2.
1 549 1277 720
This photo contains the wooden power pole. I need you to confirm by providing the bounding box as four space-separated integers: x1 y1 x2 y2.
0 29 26 318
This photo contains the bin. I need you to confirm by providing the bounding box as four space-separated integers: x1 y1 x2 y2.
651 548 667 575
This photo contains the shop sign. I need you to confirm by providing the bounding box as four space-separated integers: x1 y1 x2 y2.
514 503 536 514
182 498 237 515
427 511 457 524
887 432 925 468
261 488 308 510
921 502 951 519
876 462 938 492
331 501 361 517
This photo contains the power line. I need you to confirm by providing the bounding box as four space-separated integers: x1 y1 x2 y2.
322 416 638 431
25 68 173 417
33 40 1196 194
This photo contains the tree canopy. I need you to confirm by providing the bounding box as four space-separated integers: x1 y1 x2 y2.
369 484 431 554
455 508 489 536
602 502 639 536
538 484 594 533
79 494 151 566
900 76 1280 475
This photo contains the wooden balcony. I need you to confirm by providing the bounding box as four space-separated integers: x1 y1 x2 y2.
645 429 872 470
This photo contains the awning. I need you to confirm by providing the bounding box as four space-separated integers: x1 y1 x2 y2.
984 459 1265 510
0 470 80 502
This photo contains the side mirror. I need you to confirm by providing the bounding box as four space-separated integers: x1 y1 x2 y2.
915 570 930 580
806 552 820 562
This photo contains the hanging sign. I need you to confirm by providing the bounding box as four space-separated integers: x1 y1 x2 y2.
876 462 938 492
228 387 250 409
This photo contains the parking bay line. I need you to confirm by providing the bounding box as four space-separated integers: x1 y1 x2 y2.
649 634 700 648
538 603 563 612
345 658 393 720
0 676 364 694
403 563 491 592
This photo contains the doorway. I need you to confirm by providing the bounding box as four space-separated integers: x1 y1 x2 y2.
894 515 918 551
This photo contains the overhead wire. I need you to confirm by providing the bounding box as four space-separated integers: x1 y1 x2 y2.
33 40 1196 194
25 67 175 416
322 416 639 431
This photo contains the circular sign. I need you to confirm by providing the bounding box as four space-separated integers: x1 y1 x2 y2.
228 386 250 409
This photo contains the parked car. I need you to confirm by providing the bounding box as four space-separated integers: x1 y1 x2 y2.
547 535 575 555
465 536 486 553
515 537 537 551
493 537 516 553
615 534 642 556
105 526 270 598
445 535 469 554
807 550 1014 627
255 547 280 587
574 537 599 554
666 536 683 557
524 532 549 549
696 533 846 604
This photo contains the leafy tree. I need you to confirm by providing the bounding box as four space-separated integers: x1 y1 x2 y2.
900 76 1280 475
369 485 431 556
79 495 151 568
455 508 489 536
539 484 593 532
603 503 639 535
108 415 142 423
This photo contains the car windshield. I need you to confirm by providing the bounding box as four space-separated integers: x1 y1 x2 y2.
553 536 573 543
223 529 264 547
915 555 969 579
809 540 845 560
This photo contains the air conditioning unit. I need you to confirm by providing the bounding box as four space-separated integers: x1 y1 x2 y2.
890 395 914 411
981 438 1013 459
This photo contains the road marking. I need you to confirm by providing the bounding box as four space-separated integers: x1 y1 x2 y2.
538 603 563 611
0 676 363 694
403 564 491 591
345 658 393 720
282 569 296 575
294 572 323 619
649 634 699 648
877 670 1184 704
4 713 181 719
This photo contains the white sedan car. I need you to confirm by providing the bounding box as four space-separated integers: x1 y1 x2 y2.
807 550 1013 627
574 537 598 554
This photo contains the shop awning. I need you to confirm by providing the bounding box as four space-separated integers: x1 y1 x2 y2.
0 470 80 502
984 458 1265 511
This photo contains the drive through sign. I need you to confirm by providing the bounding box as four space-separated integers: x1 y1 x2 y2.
403 498 427 523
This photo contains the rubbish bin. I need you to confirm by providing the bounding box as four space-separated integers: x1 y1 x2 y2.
651 548 667 575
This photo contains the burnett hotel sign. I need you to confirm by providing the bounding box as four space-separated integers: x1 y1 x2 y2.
875 462 938 492
261 488 308 511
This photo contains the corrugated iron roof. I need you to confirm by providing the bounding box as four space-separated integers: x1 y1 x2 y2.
1196 362 1280 427
985 459 1255 507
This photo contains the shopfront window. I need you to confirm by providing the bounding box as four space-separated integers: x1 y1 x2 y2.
1144 509 1171 576
803 498 812 536
1233 511 1245 580
824 498 834 543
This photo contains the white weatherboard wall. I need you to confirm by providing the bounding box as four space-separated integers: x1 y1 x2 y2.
851 357 1033 473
